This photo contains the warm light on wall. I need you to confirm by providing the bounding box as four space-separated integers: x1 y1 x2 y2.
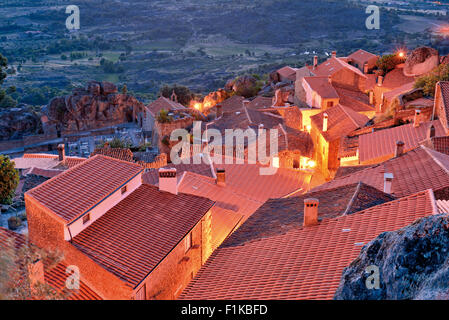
307 160 316 169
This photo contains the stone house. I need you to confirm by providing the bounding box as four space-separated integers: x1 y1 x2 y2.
25 155 215 300
310 105 369 179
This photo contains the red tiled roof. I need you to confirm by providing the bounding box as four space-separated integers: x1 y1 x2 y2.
0 227 101 300
222 182 395 248
334 86 375 112
147 97 186 117
303 76 339 99
358 120 446 163
15 154 86 170
426 135 449 155
247 96 273 110
27 155 143 223
313 146 449 198
313 57 367 78
26 167 63 178
90 147 135 163
72 184 214 287
218 95 245 113
180 190 435 300
311 104 369 141
277 66 297 81
347 49 378 64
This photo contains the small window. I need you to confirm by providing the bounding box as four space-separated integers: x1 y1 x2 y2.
184 232 192 253
136 284 146 300
82 214 90 225
121 185 127 195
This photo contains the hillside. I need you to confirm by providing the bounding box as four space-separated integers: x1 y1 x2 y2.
0 0 444 104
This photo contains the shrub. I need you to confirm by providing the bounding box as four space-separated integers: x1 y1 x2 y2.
0 156 19 205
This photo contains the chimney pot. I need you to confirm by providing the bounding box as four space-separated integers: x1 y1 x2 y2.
304 198 319 226
328 75 332 84
57 144 65 162
363 63 369 74
243 100 250 109
414 109 421 128
394 140 405 157
369 91 374 105
377 76 384 87
384 173 394 194
323 113 329 132
158 168 178 195
216 168 225 186
332 51 337 58
313 56 318 69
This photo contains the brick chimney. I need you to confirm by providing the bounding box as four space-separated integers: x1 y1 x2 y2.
57 144 65 162
369 91 374 105
304 198 319 227
159 168 178 195
243 100 250 109
323 113 329 132
413 109 421 128
28 259 45 289
394 140 405 157
216 168 225 186
313 56 318 69
328 75 332 84
383 173 394 194
363 63 369 74
331 51 337 58
377 76 383 87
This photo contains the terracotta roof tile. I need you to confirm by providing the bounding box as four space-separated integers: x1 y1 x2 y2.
222 182 395 248
313 57 367 78
358 120 445 163
147 96 186 117
72 184 214 287
303 76 339 99
313 146 449 198
277 66 298 81
311 104 369 141
180 190 435 300
26 167 63 178
247 96 273 110
347 49 378 64
27 155 143 223
90 147 135 163
334 86 375 112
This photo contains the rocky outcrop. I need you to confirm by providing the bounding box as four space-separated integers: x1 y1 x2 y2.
46 81 145 133
404 47 439 77
334 214 449 300
0 107 43 140
225 76 259 98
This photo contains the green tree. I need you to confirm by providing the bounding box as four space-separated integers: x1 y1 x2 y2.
97 137 132 149
159 84 193 106
0 155 19 205
415 63 449 97
0 53 17 109
376 54 406 75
